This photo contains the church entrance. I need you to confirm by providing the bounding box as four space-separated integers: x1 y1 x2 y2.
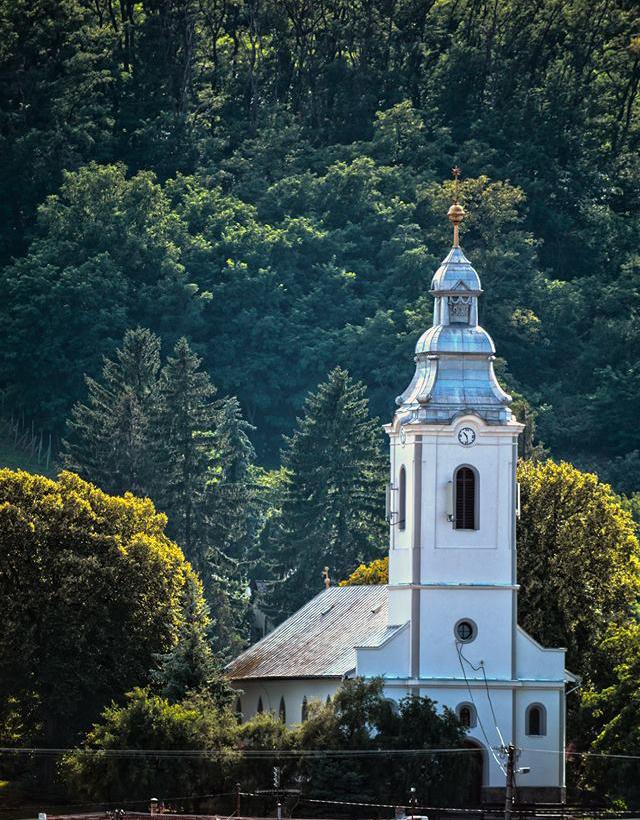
461 740 484 805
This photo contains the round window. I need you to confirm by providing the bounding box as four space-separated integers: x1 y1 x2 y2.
455 619 477 643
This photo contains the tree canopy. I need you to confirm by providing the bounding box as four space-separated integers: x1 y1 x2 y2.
0 469 208 749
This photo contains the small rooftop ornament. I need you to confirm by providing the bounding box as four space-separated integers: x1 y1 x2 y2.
447 166 465 247
322 566 331 589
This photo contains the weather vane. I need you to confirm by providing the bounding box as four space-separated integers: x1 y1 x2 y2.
448 166 465 247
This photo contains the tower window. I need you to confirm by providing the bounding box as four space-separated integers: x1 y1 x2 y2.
454 466 477 530
455 619 477 643
279 696 286 724
301 697 308 722
398 466 406 531
526 704 546 736
449 296 471 324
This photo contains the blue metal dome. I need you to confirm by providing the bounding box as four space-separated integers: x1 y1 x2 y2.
395 236 512 426
430 246 482 294
415 325 495 356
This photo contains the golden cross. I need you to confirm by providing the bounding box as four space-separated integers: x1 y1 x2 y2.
452 166 461 203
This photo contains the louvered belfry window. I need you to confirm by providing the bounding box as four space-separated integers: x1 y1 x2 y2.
455 467 476 530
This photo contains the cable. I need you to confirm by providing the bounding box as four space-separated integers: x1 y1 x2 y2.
4 744 640 761
456 643 506 747
479 660 507 748
455 641 507 775
0 746 483 759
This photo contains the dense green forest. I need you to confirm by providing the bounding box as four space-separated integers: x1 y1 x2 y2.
0 0 639 487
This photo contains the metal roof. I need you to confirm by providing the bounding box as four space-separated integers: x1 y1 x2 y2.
226 585 400 680
430 247 482 293
395 242 513 425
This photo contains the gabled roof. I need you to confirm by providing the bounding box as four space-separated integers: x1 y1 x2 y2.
226 585 398 680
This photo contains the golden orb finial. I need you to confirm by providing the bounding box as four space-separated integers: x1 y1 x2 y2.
447 166 465 247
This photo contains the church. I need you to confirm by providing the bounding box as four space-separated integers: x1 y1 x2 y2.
226 191 575 802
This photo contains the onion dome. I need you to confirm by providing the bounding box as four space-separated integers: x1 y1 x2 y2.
394 176 512 426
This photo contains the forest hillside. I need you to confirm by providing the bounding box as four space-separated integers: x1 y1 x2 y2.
0 0 639 493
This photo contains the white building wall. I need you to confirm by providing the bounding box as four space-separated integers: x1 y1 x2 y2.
233 678 341 727
419 588 514 680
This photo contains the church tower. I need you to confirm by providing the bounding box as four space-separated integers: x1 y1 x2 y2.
371 179 570 801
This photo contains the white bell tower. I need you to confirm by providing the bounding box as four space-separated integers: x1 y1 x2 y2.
363 181 569 802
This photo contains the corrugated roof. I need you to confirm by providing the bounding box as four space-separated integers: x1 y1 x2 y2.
226 585 399 679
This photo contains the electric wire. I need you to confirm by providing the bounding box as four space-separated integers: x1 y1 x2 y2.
2 745 640 761
0 746 485 759
456 642 506 749
455 641 507 775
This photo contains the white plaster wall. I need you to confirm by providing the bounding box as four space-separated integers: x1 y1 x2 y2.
388 437 414 584
419 588 514 679
231 679 340 726
388 415 521 588
356 624 410 678
420 421 518 586
516 628 566 681
388 587 412 625
515 687 565 788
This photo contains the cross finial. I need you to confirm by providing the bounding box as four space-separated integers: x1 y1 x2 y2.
322 566 331 590
447 167 465 247
452 166 461 201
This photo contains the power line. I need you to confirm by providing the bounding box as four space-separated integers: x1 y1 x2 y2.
3 745 640 762
455 641 507 776
0 746 484 759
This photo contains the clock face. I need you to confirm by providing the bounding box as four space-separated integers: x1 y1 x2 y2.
457 427 476 446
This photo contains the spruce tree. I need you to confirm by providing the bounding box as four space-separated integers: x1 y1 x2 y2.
207 396 257 562
155 339 255 657
62 327 161 495
273 367 387 617
155 337 219 569
151 574 232 706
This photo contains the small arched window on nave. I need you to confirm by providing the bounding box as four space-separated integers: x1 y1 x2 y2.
257 696 264 714
456 702 477 729
301 696 308 722
526 704 546 736
279 696 286 724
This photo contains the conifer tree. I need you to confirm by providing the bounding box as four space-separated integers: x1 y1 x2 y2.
155 337 219 570
151 574 232 706
272 367 386 617
62 327 161 495
207 396 257 562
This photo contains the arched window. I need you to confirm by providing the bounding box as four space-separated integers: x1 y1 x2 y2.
526 704 546 736
279 696 286 724
235 696 242 722
455 466 477 530
398 466 406 531
301 697 308 722
257 697 264 714
456 703 477 728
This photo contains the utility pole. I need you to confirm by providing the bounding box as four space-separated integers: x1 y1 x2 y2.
504 744 515 820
